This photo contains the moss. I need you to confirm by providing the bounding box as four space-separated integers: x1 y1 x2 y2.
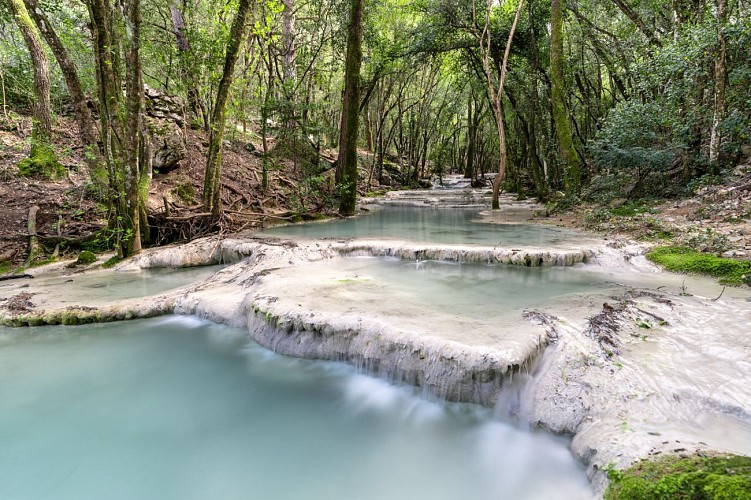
605 453 751 500
75 250 97 266
173 182 196 204
646 246 751 285
0 261 12 275
102 255 121 268
18 143 64 179
27 257 56 268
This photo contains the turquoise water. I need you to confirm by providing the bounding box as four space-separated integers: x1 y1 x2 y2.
261 206 571 246
0 317 592 500
0 265 223 305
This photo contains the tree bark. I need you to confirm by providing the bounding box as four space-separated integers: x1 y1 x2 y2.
202 0 251 215
8 0 52 150
551 0 581 197
337 0 365 216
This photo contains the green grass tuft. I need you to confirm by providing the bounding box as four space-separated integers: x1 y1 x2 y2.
605 454 751 500
646 246 751 285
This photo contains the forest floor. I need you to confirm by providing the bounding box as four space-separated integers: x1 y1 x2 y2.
0 114 329 268
538 162 751 261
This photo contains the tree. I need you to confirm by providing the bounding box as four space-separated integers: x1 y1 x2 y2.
202 0 252 215
550 0 580 197
7 0 56 170
337 0 365 216
473 0 525 210
86 0 149 257
708 0 727 168
23 0 102 179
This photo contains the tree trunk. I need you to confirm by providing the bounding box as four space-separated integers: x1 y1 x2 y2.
169 4 206 127
708 0 727 169
527 0 548 201
8 0 53 152
281 0 296 84
551 0 581 197
477 0 524 210
337 0 365 216
202 0 251 216
86 0 148 257
464 94 475 179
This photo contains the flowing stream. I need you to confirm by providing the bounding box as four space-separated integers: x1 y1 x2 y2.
261 206 574 246
0 317 593 499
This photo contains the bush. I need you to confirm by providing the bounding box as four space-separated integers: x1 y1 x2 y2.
605 454 751 500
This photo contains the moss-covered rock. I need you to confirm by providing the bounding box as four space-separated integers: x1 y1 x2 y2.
17 143 64 179
646 246 751 285
605 453 751 500
75 250 97 266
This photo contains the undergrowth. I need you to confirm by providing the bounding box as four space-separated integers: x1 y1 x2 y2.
646 246 751 285
605 453 751 499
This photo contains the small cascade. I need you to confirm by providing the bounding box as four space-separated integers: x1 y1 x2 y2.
493 344 557 426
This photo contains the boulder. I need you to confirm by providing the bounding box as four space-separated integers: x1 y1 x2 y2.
151 120 186 173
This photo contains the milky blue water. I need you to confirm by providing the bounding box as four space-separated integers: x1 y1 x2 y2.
261 206 572 246
0 317 592 500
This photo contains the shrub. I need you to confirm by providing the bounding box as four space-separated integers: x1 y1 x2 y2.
605 454 751 500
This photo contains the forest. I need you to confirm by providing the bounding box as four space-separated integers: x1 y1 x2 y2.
0 0 749 259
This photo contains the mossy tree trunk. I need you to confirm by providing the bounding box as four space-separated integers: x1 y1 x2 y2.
337 0 364 216
8 0 54 159
86 0 149 257
202 0 251 216
551 0 581 197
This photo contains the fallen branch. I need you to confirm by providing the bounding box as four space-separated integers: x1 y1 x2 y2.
0 273 33 282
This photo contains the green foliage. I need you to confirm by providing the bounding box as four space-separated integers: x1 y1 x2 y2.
647 246 751 285
74 250 96 265
605 454 751 500
589 101 680 201
17 142 63 179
